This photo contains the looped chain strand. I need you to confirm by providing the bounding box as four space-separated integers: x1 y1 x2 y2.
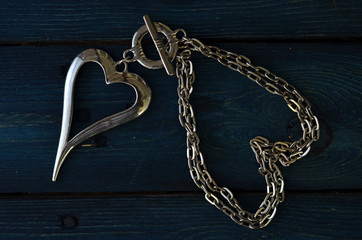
176 36 319 229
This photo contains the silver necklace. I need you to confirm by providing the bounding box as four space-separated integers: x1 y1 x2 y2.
53 15 320 229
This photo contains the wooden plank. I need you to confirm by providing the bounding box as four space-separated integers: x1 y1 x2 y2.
1 1 362 42
0 193 361 239
0 42 361 192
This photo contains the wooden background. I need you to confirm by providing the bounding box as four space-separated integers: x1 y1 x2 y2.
1 1 361 239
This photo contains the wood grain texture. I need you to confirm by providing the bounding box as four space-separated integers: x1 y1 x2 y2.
0 193 361 240
1 0 362 42
1 1 362 238
0 42 361 192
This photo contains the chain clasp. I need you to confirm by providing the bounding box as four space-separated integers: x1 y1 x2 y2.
130 15 178 75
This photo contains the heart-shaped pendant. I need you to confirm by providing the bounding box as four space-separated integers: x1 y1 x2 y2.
52 49 151 181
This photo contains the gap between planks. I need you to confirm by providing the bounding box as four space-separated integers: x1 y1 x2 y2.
0 189 361 200
1 37 362 47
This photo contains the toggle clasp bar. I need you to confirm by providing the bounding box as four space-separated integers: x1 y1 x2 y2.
131 15 178 75
143 15 175 76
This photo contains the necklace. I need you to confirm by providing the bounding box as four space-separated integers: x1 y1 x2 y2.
53 15 320 229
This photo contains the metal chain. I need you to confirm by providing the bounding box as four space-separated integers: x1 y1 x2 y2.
175 35 320 229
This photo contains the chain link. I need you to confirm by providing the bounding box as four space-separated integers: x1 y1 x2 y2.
176 36 319 228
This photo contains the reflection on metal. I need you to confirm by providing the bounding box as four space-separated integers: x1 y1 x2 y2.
53 49 151 181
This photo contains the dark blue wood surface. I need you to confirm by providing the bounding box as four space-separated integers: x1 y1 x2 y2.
0 193 361 240
0 43 361 193
0 1 361 239
1 1 362 41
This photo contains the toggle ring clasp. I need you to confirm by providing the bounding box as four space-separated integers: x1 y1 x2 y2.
131 15 178 75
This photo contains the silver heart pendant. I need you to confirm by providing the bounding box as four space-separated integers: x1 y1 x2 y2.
52 49 151 181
